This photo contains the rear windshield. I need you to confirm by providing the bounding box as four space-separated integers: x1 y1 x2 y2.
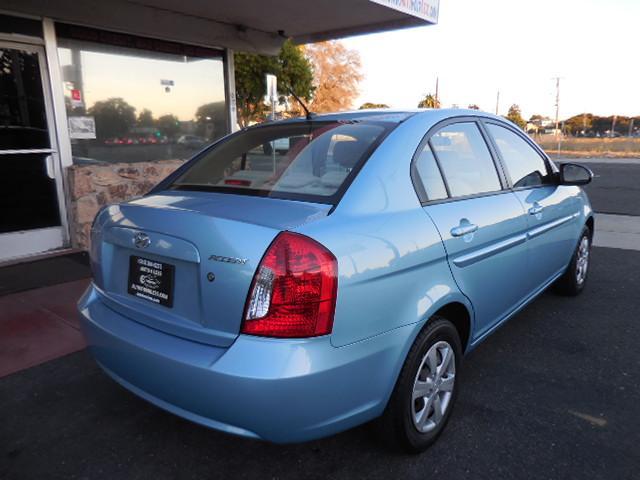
170 121 390 204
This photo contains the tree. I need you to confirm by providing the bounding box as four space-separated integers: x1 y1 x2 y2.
529 114 544 124
156 114 180 139
417 93 440 109
234 39 314 127
564 113 593 135
304 41 363 113
88 97 136 140
505 104 526 129
137 108 154 127
359 102 389 109
195 102 227 139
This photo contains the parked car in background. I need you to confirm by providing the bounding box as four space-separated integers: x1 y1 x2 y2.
177 134 207 149
79 109 593 452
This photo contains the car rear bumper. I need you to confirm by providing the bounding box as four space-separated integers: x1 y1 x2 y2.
77 284 412 443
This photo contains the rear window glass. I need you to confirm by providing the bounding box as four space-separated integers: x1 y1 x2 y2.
170 121 389 203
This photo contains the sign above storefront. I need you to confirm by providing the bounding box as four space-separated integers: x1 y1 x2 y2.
369 0 439 24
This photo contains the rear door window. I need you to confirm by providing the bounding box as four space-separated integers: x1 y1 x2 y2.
430 122 502 197
486 123 552 188
171 121 389 203
414 144 448 201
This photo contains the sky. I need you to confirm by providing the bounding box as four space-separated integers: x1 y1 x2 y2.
342 0 640 120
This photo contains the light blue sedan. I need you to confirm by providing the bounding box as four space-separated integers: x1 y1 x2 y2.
78 109 593 452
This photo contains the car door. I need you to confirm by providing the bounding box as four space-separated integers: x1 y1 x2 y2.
484 122 581 290
413 120 530 339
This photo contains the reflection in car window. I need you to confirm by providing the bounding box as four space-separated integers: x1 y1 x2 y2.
430 122 501 197
415 144 448 200
487 124 551 188
0 46 50 150
172 121 388 202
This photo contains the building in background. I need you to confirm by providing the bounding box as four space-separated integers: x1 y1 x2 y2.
0 0 438 262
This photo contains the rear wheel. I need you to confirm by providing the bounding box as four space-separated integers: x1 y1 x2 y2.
554 226 591 296
377 317 462 453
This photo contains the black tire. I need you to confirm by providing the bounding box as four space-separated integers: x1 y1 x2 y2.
554 226 592 296
376 316 462 453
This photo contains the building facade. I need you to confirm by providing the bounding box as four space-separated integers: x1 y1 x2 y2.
0 1 438 262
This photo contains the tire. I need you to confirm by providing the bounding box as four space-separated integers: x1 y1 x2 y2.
554 226 592 296
376 316 462 453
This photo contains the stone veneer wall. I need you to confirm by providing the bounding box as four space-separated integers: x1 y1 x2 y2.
67 160 185 249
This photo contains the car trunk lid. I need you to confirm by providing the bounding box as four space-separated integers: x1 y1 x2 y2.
93 191 331 347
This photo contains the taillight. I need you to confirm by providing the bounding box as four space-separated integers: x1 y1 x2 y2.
224 179 252 186
242 232 338 338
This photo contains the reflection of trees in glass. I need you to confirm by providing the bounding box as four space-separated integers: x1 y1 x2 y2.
88 97 136 140
137 108 154 127
156 114 180 139
195 102 225 139
0 48 46 129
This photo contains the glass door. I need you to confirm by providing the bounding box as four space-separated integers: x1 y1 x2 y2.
0 41 66 261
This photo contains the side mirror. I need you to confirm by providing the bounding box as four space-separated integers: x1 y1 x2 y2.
559 163 593 185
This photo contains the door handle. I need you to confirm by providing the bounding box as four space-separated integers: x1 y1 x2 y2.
528 203 543 215
451 223 478 237
44 154 56 180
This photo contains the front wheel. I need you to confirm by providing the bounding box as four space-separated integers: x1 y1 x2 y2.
376 317 462 453
554 226 592 296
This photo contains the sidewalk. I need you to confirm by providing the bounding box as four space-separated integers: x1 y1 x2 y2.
0 279 89 378
594 213 640 251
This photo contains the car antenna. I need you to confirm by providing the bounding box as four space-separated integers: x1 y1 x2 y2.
287 87 315 120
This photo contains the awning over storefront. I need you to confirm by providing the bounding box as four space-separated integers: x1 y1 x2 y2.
3 0 439 53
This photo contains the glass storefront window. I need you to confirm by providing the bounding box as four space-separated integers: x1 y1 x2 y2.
56 25 227 165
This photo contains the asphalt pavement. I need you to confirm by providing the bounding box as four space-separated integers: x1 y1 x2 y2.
577 161 640 216
1 246 639 480
2 156 639 479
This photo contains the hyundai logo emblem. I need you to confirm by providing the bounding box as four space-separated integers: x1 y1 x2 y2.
134 232 151 249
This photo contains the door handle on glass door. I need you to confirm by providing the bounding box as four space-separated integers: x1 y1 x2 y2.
45 155 56 180
451 222 478 237
528 203 543 215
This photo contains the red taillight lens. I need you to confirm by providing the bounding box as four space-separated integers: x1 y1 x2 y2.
242 232 338 338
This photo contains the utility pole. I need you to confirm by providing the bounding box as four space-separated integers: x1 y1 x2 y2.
495 90 500 115
611 115 617 138
553 77 561 158
435 77 439 108
629 118 635 137
553 77 561 137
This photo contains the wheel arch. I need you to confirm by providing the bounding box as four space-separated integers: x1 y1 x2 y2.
377 298 474 420
430 302 472 354
585 215 594 239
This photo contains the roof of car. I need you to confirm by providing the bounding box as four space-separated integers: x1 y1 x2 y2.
260 108 504 126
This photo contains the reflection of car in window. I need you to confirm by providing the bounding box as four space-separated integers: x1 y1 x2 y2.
177 135 207 148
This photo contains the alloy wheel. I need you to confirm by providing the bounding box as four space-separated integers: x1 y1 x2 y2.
576 236 590 285
411 341 456 433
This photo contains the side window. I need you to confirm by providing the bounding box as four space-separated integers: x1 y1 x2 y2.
486 124 551 188
414 144 448 201
430 122 502 197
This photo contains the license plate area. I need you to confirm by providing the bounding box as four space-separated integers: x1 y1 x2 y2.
128 255 175 307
